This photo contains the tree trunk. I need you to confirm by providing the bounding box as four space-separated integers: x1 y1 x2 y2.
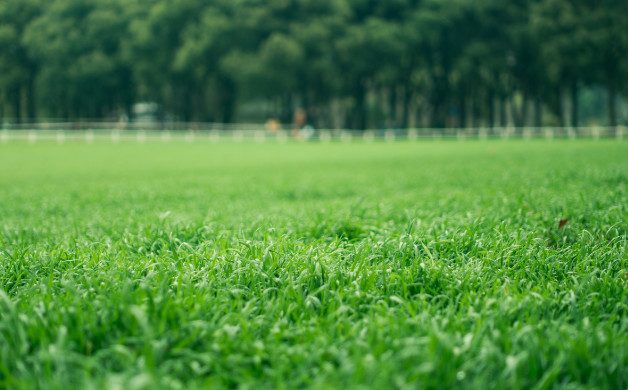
218 75 236 123
0 92 4 122
26 77 36 121
353 81 367 130
388 85 397 123
570 80 578 129
520 91 529 128
459 90 467 128
608 82 617 128
533 96 542 128
281 92 292 126
488 89 495 129
499 96 507 128
12 88 22 124
432 95 447 129
510 92 528 127
472 88 482 128
401 85 410 129
181 86 192 122
555 85 565 127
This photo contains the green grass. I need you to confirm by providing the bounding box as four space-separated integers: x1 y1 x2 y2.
0 140 627 389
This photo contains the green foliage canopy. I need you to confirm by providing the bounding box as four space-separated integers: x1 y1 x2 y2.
0 0 626 127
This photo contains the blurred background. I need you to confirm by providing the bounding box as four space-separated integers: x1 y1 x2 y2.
0 0 627 130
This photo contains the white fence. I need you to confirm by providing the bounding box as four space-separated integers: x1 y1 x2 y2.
0 125 625 144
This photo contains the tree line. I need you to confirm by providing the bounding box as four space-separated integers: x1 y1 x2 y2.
1 0 627 129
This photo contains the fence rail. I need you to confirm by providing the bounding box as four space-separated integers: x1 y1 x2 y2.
0 125 625 144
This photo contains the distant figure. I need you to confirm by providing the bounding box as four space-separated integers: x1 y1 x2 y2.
292 108 308 139
265 118 281 132
302 125 315 140
293 109 307 129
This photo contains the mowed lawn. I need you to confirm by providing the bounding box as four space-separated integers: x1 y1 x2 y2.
0 139 627 389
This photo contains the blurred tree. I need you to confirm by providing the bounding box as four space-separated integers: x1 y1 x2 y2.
125 0 205 122
409 0 475 128
1 0 626 127
0 0 42 123
534 0 628 127
503 0 547 128
335 17 404 129
172 1 239 122
23 0 132 119
581 0 628 127
223 0 349 126
228 33 305 123
471 0 526 129
533 0 590 128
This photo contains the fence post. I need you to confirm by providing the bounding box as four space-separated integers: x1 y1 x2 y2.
28 130 37 144
137 130 147 143
85 130 95 144
254 130 265 143
8 124 628 145
57 131 66 144
209 130 220 143
319 130 331 143
231 130 243 142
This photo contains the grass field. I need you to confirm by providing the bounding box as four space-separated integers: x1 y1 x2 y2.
1 140 627 389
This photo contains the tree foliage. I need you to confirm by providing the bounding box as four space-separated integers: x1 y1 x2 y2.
0 0 626 127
